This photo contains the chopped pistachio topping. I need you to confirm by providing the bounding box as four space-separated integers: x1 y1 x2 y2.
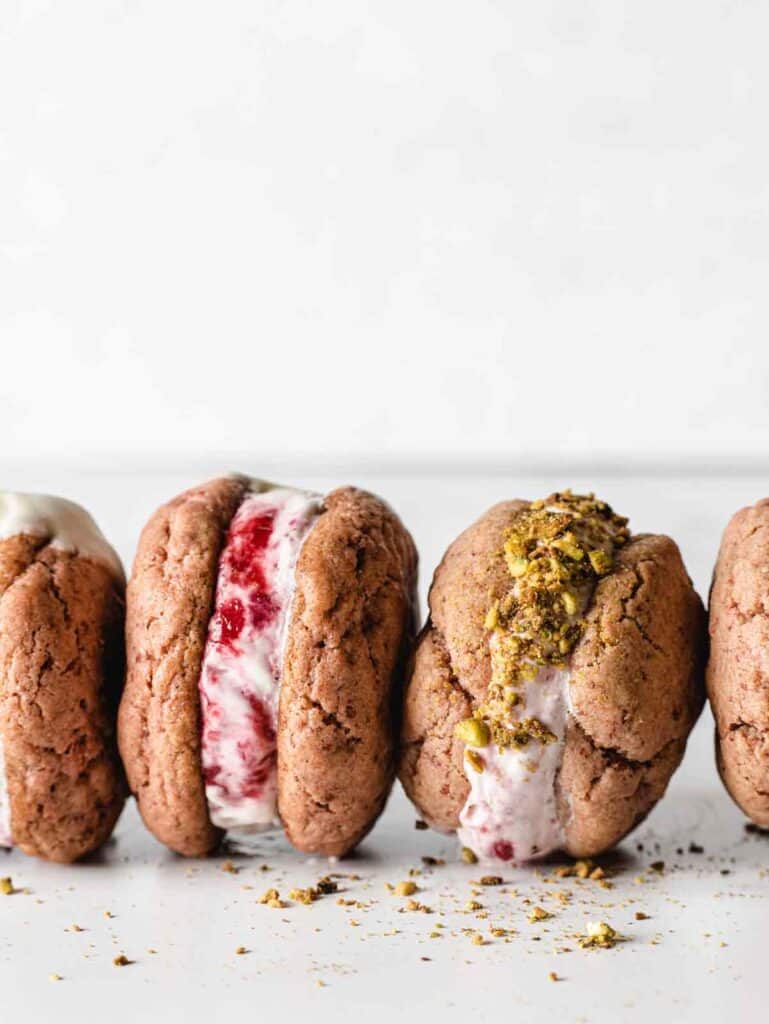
462 491 628 752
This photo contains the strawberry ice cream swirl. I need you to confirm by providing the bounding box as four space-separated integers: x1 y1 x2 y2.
457 663 570 863
199 485 322 834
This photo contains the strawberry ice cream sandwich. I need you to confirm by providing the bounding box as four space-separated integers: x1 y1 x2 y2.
119 476 417 858
399 491 705 864
0 492 126 862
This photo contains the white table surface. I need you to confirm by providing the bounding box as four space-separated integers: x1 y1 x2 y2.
1 466 768 1023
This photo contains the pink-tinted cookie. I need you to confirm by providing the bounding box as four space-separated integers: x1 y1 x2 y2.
120 476 417 858
708 499 769 823
0 493 126 863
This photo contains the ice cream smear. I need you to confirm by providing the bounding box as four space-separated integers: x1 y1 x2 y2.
0 492 123 581
199 485 322 834
0 492 124 848
455 492 629 864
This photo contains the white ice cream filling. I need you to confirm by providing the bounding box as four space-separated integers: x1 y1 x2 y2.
0 491 124 850
457 663 570 863
199 484 322 835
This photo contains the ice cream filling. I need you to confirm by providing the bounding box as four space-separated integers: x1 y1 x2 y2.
199 484 322 834
0 491 124 849
456 492 629 864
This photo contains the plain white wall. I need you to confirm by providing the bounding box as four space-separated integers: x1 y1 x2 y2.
2 1 769 465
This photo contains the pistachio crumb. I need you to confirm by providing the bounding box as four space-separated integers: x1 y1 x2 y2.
461 847 478 865
580 921 619 949
289 887 317 905
528 906 552 923
479 875 503 886
0 877 15 896
395 880 418 897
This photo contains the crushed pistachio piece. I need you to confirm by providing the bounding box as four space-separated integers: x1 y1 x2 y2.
394 880 418 897
580 921 619 949
289 887 317 905
479 875 503 886
588 548 613 575
528 906 552 923
0 877 15 896
315 876 338 895
455 717 490 748
464 749 485 773
461 847 478 864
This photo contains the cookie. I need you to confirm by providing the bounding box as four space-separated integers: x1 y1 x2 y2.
119 476 417 858
707 498 769 824
399 491 705 863
0 493 126 862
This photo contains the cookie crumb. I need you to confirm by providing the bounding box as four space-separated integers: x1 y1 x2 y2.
479 875 503 886
415 819 428 830
548 971 560 982
112 954 133 967
235 946 247 955
49 974 62 982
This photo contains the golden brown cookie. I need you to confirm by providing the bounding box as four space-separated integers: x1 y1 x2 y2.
0 494 126 863
707 498 769 824
399 491 705 863
120 476 417 858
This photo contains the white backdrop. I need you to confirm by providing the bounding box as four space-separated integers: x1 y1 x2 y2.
2 1 769 465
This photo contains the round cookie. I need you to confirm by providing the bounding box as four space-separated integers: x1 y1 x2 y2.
399 491 706 862
120 476 417 858
0 493 126 863
707 498 769 824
